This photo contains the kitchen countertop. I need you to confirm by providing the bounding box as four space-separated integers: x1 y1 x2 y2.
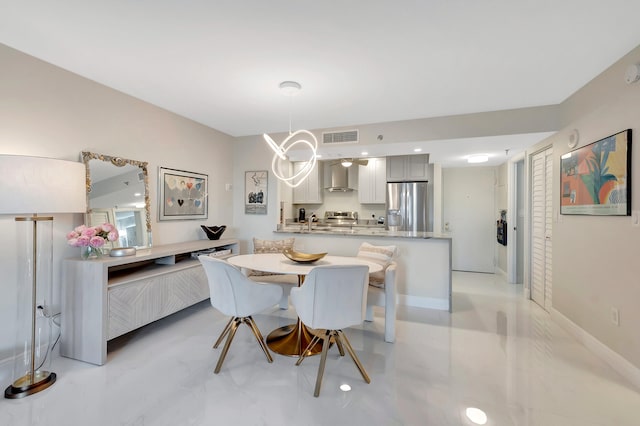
273 225 453 311
274 224 450 240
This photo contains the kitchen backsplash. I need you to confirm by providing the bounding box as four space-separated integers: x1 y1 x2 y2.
290 189 385 222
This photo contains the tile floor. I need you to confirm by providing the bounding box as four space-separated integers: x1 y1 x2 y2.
2 272 639 425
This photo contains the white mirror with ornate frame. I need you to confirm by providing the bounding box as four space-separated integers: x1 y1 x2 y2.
82 151 152 248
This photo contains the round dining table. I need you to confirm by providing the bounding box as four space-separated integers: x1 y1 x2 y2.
227 253 382 357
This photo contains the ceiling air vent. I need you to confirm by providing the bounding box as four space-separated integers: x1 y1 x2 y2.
322 130 359 145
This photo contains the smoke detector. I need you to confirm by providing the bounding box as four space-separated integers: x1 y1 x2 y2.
625 64 640 84
568 129 579 149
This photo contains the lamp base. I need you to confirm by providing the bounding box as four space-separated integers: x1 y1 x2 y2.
4 371 56 399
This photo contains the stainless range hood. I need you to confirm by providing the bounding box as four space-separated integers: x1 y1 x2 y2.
326 163 355 192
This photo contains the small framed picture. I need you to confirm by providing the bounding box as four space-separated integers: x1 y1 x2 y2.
158 167 208 220
245 170 268 214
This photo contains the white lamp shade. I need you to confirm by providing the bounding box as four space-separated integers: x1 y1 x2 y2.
0 155 86 214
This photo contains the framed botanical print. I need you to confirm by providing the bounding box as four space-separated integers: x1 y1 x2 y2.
560 129 631 216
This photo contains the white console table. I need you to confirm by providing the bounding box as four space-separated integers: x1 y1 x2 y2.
61 239 238 365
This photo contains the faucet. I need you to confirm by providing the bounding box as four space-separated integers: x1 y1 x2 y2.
307 212 315 232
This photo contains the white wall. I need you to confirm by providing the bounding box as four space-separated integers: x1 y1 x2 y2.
0 45 234 374
527 45 640 370
232 135 282 252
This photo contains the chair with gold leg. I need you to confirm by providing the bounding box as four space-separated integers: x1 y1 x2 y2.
198 256 283 374
290 264 370 397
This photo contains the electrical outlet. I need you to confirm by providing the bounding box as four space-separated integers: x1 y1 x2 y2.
633 211 640 227
611 307 620 326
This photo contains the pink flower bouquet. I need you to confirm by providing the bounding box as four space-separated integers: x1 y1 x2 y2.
67 223 119 248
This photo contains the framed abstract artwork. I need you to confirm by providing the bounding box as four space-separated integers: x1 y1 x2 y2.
158 167 208 220
245 170 268 214
560 129 631 216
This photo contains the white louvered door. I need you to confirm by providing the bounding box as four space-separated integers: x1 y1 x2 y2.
530 147 553 310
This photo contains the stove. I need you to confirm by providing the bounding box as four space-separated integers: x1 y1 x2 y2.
323 211 358 226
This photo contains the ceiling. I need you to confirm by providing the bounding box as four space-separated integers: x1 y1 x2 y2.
2 1 640 166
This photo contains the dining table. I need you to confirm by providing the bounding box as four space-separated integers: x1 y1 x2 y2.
227 253 382 357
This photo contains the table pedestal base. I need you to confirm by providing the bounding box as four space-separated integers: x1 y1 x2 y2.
266 320 325 357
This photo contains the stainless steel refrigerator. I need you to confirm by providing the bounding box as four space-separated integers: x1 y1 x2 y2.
385 181 428 232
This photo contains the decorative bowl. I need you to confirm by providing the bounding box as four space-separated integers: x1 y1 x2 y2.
201 225 226 240
282 248 327 264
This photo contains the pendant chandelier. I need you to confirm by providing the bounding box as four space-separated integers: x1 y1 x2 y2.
263 81 318 188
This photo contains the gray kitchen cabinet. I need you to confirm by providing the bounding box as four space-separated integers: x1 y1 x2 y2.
386 154 429 182
359 157 386 204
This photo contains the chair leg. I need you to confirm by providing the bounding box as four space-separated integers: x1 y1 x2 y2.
214 319 240 374
213 317 234 349
313 330 332 397
334 333 345 357
296 335 321 366
244 316 273 363
337 330 371 384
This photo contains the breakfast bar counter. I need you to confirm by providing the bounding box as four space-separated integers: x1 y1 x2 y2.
274 227 452 311
275 224 444 239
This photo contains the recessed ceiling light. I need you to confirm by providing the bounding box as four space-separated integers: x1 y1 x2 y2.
361 151 368 156
134 192 142 197
315 154 322 158
414 148 422 152
339 384 351 392
465 407 488 425
467 154 489 163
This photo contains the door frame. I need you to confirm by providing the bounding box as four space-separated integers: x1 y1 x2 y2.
507 153 525 284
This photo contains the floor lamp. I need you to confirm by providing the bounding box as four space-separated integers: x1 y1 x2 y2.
0 155 85 399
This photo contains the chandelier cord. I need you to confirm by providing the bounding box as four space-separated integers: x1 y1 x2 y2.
288 95 293 135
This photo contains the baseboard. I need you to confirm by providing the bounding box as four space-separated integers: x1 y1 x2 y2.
551 307 640 390
495 267 507 280
398 294 449 311
0 351 14 386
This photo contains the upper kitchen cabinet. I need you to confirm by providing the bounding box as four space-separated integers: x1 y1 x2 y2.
292 161 323 204
386 154 429 182
359 157 386 204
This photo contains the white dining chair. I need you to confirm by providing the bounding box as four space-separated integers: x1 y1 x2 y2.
290 264 370 397
198 256 283 374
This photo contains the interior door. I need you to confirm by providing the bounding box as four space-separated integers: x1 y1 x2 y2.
443 167 495 272
530 147 553 310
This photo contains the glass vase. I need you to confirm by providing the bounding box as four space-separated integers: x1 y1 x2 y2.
80 246 103 260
